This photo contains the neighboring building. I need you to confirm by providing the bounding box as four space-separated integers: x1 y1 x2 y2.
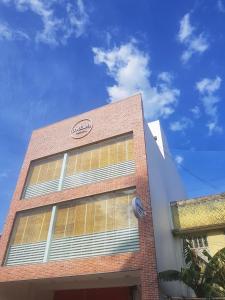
169 193 225 297
0 94 186 300
171 193 225 256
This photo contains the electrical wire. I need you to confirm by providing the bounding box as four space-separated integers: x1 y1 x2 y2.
171 147 225 152
177 163 218 191
164 149 218 191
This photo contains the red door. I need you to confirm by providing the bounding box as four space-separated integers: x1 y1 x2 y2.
54 287 131 300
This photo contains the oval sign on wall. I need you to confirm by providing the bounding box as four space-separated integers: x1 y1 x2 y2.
71 119 93 139
132 197 145 219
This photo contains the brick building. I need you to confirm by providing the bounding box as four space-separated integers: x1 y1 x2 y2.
0 94 186 299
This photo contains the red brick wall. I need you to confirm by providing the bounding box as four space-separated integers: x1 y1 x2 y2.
0 94 159 299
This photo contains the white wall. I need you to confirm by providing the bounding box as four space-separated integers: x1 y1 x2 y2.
144 120 187 297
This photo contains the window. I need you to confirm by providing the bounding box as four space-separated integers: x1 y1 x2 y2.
65 134 134 176
185 235 208 249
26 155 63 186
53 189 137 239
23 134 135 199
11 207 52 245
7 189 139 265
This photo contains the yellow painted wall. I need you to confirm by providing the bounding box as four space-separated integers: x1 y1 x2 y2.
207 230 225 256
171 198 225 230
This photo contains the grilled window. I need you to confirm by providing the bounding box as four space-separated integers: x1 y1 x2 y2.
185 236 208 249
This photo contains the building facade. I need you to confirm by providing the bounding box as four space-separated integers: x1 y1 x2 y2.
171 193 225 256
0 94 186 299
168 193 225 297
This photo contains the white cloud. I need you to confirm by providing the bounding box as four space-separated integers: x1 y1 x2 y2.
175 155 184 165
66 0 88 38
170 117 193 132
178 13 209 63
196 76 221 118
0 0 88 46
0 21 29 41
207 122 223 135
178 13 194 43
196 76 223 135
196 76 221 95
93 41 180 120
190 105 201 118
158 72 173 84
217 0 225 13
0 22 12 40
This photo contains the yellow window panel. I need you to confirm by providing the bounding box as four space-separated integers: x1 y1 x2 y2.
81 150 91 172
39 210 52 241
127 138 134 161
90 147 100 170
65 206 76 237
117 141 126 163
46 159 62 181
37 162 49 183
93 199 106 233
75 151 83 173
106 197 115 232
85 201 95 235
51 189 137 240
65 133 133 176
99 144 109 168
74 203 86 236
53 158 63 179
11 208 52 245
24 214 43 244
28 165 41 186
27 155 63 186
11 215 28 245
46 160 54 181
128 194 138 228
109 143 117 165
66 154 77 176
115 195 129 230
54 207 68 239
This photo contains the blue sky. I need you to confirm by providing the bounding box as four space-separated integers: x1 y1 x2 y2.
0 0 225 231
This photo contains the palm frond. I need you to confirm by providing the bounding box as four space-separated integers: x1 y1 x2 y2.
159 243 225 297
204 247 225 288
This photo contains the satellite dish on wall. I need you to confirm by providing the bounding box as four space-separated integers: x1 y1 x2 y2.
132 197 145 219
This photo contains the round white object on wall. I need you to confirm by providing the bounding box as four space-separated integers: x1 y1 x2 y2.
132 197 145 219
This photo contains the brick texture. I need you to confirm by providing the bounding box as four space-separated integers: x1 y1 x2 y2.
0 94 160 299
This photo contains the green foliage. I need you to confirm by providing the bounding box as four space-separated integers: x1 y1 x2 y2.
159 240 225 297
